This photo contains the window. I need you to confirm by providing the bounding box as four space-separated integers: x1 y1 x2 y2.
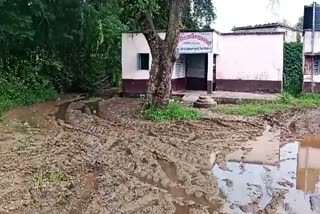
137 53 149 70
314 57 320 75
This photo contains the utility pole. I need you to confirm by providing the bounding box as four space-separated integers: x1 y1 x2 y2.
311 1 316 92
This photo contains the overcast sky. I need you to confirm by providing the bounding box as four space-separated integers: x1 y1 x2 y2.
213 0 316 32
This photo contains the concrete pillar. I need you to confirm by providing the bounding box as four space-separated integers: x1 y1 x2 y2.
207 53 214 94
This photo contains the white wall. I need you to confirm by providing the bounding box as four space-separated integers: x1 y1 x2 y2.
216 34 284 82
122 33 164 80
284 29 301 43
304 75 320 83
212 32 221 54
122 32 219 81
234 27 301 42
304 31 320 53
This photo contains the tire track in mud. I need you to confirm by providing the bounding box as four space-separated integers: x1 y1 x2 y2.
51 99 265 213
69 172 96 214
100 137 222 213
4 98 320 213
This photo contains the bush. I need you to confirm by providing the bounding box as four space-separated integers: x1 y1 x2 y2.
0 68 57 116
284 42 303 95
145 102 203 121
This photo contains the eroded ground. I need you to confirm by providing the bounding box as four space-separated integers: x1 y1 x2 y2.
0 96 320 214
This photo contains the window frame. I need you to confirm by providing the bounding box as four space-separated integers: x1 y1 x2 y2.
314 57 320 76
137 53 150 70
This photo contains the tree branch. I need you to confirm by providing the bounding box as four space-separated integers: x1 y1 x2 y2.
142 13 163 57
165 0 188 60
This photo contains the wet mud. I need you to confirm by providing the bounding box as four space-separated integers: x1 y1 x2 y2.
214 128 320 213
1 97 320 213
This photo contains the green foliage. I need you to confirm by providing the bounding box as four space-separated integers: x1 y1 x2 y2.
50 168 63 185
213 93 320 116
120 0 216 30
0 65 57 116
0 0 125 94
283 42 303 95
0 0 216 114
145 101 203 121
214 102 291 116
33 167 65 187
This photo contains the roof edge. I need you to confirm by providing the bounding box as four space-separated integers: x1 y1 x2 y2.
123 28 221 35
222 32 286 36
232 23 302 32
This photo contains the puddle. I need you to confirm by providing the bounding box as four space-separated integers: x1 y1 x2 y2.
55 98 101 121
84 100 100 116
174 204 190 214
55 102 71 121
157 158 180 184
213 134 320 213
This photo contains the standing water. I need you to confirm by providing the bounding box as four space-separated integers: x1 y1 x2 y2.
213 133 320 213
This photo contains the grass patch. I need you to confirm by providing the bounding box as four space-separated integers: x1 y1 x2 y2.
145 101 202 121
33 167 65 188
0 80 57 117
213 93 320 116
50 169 64 185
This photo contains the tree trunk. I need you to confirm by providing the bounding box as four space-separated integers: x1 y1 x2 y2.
143 0 187 108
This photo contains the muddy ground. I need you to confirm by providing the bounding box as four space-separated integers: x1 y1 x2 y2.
0 96 319 214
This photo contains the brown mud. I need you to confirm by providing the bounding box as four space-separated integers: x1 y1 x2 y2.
0 96 320 213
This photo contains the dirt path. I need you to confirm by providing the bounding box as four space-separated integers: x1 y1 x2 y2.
0 96 319 214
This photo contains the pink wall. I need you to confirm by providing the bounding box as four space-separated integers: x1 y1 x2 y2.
216 34 284 82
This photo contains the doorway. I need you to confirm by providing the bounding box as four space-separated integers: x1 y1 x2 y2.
186 54 208 91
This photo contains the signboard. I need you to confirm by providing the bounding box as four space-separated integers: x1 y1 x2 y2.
177 32 213 54
174 56 186 78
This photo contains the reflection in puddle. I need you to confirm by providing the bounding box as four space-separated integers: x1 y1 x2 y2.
213 135 320 213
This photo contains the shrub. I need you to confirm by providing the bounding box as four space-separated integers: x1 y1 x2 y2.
145 102 203 121
284 42 303 95
0 67 57 116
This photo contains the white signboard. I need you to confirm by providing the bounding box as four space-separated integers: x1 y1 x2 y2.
173 56 186 79
178 32 213 54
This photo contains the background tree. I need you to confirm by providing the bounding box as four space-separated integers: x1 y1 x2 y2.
0 0 126 92
0 0 127 114
296 16 303 29
0 0 215 113
121 0 216 107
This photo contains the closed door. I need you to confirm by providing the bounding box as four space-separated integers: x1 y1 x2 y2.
186 54 207 90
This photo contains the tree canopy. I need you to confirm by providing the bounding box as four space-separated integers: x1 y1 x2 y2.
0 0 215 91
119 0 215 30
0 0 216 111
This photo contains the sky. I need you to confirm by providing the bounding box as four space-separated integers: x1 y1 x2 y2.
213 0 316 32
